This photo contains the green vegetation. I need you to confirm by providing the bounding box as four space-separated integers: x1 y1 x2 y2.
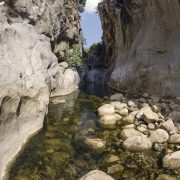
87 42 105 56
66 44 83 68
79 0 86 6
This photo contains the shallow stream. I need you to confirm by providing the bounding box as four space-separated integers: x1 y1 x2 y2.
9 85 180 180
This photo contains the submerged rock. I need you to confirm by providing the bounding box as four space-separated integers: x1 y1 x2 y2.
99 114 121 129
84 138 106 150
106 154 120 163
123 135 152 152
51 98 66 104
163 151 180 169
80 170 115 180
156 174 177 180
107 164 124 174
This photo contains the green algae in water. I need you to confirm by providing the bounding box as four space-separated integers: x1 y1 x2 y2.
9 90 180 180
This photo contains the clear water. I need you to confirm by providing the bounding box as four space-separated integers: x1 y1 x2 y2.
9 85 180 180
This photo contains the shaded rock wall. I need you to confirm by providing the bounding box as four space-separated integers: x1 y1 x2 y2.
0 0 81 179
99 0 180 96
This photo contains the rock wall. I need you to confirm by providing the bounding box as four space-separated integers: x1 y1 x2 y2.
99 0 180 96
0 0 81 179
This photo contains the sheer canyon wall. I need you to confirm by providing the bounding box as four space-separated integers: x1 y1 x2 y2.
0 0 81 179
99 0 180 96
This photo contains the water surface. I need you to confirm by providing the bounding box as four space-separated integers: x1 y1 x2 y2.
9 86 180 180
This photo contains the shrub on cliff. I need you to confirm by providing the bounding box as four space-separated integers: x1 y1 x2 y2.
66 44 83 68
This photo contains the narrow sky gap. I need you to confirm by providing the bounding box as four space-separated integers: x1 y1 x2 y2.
80 0 103 48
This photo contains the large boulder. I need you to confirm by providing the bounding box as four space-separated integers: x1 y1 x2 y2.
122 135 152 152
98 104 115 117
149 129 169 143
120 129 143 140
51 68 80 96
80 170 115 180
99 114 121 129
110 101 127 111
141 107 159 123
163 151 180 169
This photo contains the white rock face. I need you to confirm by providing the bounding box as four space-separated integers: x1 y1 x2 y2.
0 21 59 179
80 170 115 180
51 68 80 96
123 135 152 152
0 1 81 179
163 151 180 169
149 129 169 144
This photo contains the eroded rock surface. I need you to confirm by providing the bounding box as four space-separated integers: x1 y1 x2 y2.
0 0 81 179
99 0 180 96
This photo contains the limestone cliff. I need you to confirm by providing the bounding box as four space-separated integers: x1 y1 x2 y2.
99 0 180 96
0 0 81 179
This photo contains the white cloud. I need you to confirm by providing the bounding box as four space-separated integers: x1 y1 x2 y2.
85 0 102 13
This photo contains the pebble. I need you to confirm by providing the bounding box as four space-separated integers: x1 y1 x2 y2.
120 129 143 140
163 151 180 169
148 123 156 130
168 134 180 144
107 164 124 174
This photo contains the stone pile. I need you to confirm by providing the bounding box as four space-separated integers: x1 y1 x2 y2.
97 93 180 170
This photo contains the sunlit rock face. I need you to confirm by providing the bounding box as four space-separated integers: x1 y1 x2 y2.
0 0 81 179
99 0 180 96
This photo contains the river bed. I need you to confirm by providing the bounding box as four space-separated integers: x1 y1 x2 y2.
9 85 180 180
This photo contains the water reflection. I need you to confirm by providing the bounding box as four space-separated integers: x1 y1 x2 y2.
80 82 111 97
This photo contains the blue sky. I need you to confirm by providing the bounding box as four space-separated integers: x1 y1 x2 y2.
80 0 103 48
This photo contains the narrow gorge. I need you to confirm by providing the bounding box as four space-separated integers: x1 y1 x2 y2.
0 0 180 180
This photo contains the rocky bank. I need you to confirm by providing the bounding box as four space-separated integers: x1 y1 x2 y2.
0 0 81 179
99 0 180 96
76 92 180 179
